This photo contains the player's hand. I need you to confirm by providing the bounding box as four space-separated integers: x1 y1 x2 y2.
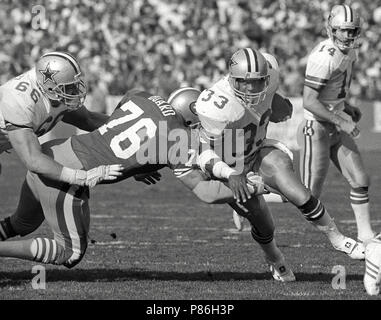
344 103 362 123
338 119 360 138
84 164 124 188
134 171 162 185
246 172 269 195
350 106 362 123
228 172 252 203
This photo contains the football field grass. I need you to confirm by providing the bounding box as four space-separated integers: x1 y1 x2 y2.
0 150 381 300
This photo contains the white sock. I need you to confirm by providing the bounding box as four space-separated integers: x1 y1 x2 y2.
351 202 374 242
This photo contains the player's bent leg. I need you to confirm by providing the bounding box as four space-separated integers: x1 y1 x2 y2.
0 180 45 241
0 176 89 268
258 147 364 259
296 119 331 198
0 236 86 268
230 197 295 282
331 134 375 242
25 164 90 268
41 183 89 268
258 147 310 206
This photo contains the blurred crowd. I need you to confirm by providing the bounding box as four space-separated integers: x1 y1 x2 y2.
0 0 380 112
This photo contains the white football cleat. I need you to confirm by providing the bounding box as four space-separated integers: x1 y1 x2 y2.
333 237 365 260
232 210 244 232
266 258 296 282
364 236 381 296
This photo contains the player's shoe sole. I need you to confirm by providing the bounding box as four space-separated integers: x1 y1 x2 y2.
364 236 381 295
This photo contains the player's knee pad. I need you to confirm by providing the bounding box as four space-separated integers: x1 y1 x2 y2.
31 238 87 268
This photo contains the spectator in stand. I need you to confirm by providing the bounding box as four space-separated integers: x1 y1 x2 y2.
0 0 379 101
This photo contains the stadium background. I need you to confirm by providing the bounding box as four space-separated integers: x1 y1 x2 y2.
1 0 380 150
1 0 381 300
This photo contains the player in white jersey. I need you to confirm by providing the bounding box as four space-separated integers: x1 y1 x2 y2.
195 47 365 263
296 5 376 246
134 87 295 281
0 52 122 242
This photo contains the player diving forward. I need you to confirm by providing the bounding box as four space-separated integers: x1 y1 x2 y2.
0 90 261 269
194 47 365 260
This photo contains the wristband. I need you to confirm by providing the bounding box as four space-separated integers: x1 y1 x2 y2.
212 161 237 179
59 167 86 185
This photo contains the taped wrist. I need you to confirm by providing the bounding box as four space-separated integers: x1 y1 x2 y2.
59 167 87 185
212 161 236 179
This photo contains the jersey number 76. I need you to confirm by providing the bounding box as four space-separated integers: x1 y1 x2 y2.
98 101 157 159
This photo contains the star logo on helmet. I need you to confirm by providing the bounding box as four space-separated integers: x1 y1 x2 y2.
39 63 59 84
229 57 238 67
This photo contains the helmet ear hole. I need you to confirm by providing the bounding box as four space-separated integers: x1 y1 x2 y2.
168 87 201 127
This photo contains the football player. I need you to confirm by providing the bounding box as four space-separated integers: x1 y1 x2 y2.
296 5 376 244
0 51 119 202
166 87 295 281
0 89 252 268
193 48 365 260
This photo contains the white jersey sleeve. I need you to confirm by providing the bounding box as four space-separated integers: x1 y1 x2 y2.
303 39 356 118
0 76 36 129
304 48 333 92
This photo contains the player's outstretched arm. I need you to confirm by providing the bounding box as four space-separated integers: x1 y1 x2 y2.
62 105 109 132
176 169 235 204
197 148 251 203
8 128 123 186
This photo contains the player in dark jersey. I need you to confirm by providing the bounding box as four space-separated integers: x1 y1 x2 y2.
0 90 252 268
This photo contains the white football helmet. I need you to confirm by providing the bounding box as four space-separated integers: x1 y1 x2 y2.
36 51 87 110
261 52 279 71
327 4 362 51
168 87 201 128
228 48 270 108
